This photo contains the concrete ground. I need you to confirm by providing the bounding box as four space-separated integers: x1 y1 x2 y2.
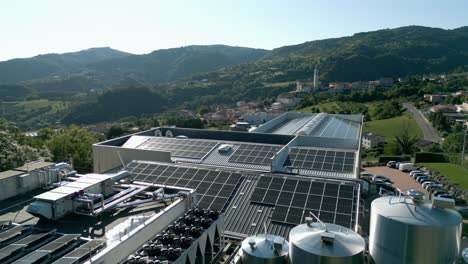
362 166 429 197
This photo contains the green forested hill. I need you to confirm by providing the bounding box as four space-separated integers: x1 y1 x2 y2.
0 45 268 85
210 26 468 84
86 45 269 83
0 47 132 83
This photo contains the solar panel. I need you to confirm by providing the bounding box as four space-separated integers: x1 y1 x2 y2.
128 162 242 211
284 148 356 173
53 240 106 264
251 176 357 228
138 137 218 159
229 144 281 165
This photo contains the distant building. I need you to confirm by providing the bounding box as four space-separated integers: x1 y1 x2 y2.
442 112 466 123
456 102 468 113
229 121 251 132
429 104 457 113
295 66 321 93
454 90 468 96
351 81 370 90
362 132 385 149
424 94 447 104
240 113 278 125
276 94 302 110
378 78 394 89
329 82 351 91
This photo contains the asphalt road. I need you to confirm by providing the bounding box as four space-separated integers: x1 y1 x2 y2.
403 102 442 144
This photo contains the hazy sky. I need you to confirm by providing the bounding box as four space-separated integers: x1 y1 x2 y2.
1 0 467 61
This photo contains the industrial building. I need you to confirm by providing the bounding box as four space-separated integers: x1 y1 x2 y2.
0 112 464 263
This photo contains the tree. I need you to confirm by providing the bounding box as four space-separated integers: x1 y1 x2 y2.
0 119 50 171
47 126 102 173
443 133 467 153
394 125 419 155
106 126 129 139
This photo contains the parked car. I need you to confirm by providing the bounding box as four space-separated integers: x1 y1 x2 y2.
416 175 431 183
376 182 396 194
422 181 435 189
456 207 468 217
412 173 428 179
387 161 397 168
420 179 433 186
360 173 374 181
428 185 446 193
399 163 419 172
372 175 394 184
409 170 422 176
425 183 442 191
433 190 449 197
436 194 455 199
395 162 401 169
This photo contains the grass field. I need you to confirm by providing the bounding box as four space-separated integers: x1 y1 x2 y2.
363 112 423 140
419 162 468 189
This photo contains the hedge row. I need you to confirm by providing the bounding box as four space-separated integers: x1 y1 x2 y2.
414 152 449 163
378 156 410 163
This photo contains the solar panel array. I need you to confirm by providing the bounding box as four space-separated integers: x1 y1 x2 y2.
250 176 357 228
138 137 218 159
284 148 355 173
127 162 242 211
228 144 281 165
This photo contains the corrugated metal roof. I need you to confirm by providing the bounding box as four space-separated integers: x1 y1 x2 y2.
266 116 312 135
224 175 292 239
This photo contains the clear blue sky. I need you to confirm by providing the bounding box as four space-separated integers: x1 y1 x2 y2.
1 0 467 61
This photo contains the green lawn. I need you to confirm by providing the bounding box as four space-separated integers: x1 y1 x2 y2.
363 112 422 140
419 162 468 189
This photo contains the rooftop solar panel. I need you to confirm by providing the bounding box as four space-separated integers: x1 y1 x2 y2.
284 148 356 173
53 240 106 264
228 144 281 165
138 137 218 159
128 162 242 211
251 176 358 228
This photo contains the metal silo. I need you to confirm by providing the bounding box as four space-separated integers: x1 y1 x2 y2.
369 190 463 264
240 234 289 264
288 218 365 264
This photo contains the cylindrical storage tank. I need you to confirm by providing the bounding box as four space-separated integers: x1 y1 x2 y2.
369 191 463 264
241 234 289 264
289 219 365 264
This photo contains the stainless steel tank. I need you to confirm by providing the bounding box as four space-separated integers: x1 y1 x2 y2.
369 190 463 264
241 234 289 264
288 218 365 264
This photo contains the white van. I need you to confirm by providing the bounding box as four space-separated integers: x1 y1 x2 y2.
398 163 418 172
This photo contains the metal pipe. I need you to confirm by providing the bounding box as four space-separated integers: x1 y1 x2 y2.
55 162 72 171
112 193 180 209
111 171 129 182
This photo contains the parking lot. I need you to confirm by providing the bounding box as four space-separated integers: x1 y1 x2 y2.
363 166 429 197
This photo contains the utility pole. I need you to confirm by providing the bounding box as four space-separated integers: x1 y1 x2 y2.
462 127 467 166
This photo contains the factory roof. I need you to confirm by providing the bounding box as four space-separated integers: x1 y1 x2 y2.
127 160 360 239
250 112 362 139
0 170 24 180
96 119 362 180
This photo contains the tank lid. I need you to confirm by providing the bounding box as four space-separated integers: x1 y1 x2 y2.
242 234 289 259
289 222 365 257
371 196 462 227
